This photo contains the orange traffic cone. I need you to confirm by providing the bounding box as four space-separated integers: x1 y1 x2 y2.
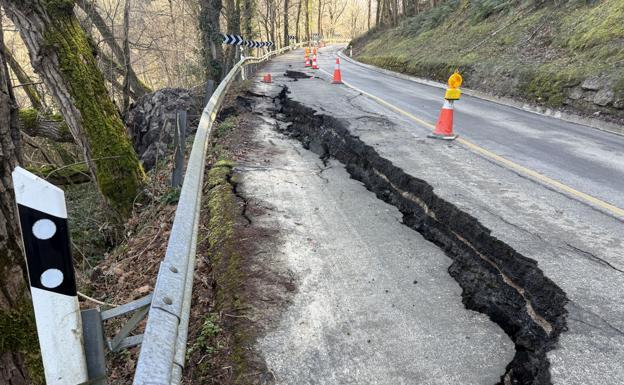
428 100 457 140
331 58 343 84
262 73 272 83
312 54 319 69
304 54 311 67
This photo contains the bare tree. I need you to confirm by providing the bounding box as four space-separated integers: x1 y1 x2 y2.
326 0 347 38
0 42 45 111
295 0 302 40
284 0 289 46
122 0 132 114
76 0 151 98
317 0 324 37
199 0 225 82
224 0 242 71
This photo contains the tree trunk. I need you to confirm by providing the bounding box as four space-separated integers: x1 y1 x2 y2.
295 0 302 41
76 0 150 98
241 0 254 37
224 0 241 71
0 17 40 385
199 0 225 83
368 0 372 29
3 0 146 218
283 0 289 47
122 0 131 115
18 109 74 143
98 50 139 100
0 43 45 111
317 0 323 38
305 0 311 43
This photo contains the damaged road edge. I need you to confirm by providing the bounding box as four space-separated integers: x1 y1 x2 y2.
268 86 569 385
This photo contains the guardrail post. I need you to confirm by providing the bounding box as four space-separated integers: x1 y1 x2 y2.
81 308 107 384
172 110 187 187
12 167 89 385
203 79 215 107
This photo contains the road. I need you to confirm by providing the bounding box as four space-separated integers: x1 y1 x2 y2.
238 98 513 384
240 47 624 384
315 45 624 216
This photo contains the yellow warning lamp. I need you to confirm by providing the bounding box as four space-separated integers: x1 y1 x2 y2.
444 71 462 100
305 47 311 56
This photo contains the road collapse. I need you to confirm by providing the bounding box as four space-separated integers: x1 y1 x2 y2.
256 82 570 385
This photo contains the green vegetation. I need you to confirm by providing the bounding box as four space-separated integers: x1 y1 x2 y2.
18 108 38 131
353 0 624 115
0 297 45 384
43 1 145 218
188 158 255 383
187 312 222 358
214 116 238 139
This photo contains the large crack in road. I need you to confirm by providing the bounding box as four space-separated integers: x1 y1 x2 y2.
256 84 569 385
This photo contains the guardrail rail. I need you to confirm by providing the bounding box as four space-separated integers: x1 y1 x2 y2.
132 44 299 385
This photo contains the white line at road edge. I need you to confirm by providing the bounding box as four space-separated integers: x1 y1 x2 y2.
316 65 624 220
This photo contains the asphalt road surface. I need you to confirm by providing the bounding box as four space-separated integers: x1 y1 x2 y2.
315 45 624 216
239 100 513 384
243 47 624 384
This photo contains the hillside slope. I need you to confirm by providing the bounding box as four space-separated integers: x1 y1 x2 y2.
351 0 624 124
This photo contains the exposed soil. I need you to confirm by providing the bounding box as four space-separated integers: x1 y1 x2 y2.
254 85 570 385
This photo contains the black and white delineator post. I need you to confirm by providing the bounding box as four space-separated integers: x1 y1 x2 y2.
12 167 89 385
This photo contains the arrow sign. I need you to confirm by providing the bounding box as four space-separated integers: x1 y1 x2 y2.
222 34 244 46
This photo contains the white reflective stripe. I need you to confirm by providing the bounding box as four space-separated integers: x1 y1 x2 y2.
31 288 88 384
442 100 454 110
12 167 67 218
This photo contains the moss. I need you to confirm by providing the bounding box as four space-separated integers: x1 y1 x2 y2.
191 159 254 382
0 297 45 384
42 4 145 218
214 116 238 139
521 68 581 107
26 163 89 179
353 1 623 115
18 108 39 131
563 0 624 52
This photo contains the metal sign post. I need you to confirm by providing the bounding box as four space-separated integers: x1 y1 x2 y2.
12 167 89 385
172 110 187 187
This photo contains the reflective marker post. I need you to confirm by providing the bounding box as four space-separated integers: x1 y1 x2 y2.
12 167 89 385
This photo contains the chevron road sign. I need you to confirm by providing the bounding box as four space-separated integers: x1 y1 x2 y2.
243 40 273 48
222 34 244 45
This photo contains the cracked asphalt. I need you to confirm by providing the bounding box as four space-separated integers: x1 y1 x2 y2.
240 47 624 384
238 96 513 384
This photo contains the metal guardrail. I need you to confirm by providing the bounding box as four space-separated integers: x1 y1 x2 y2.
132 44 299 385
